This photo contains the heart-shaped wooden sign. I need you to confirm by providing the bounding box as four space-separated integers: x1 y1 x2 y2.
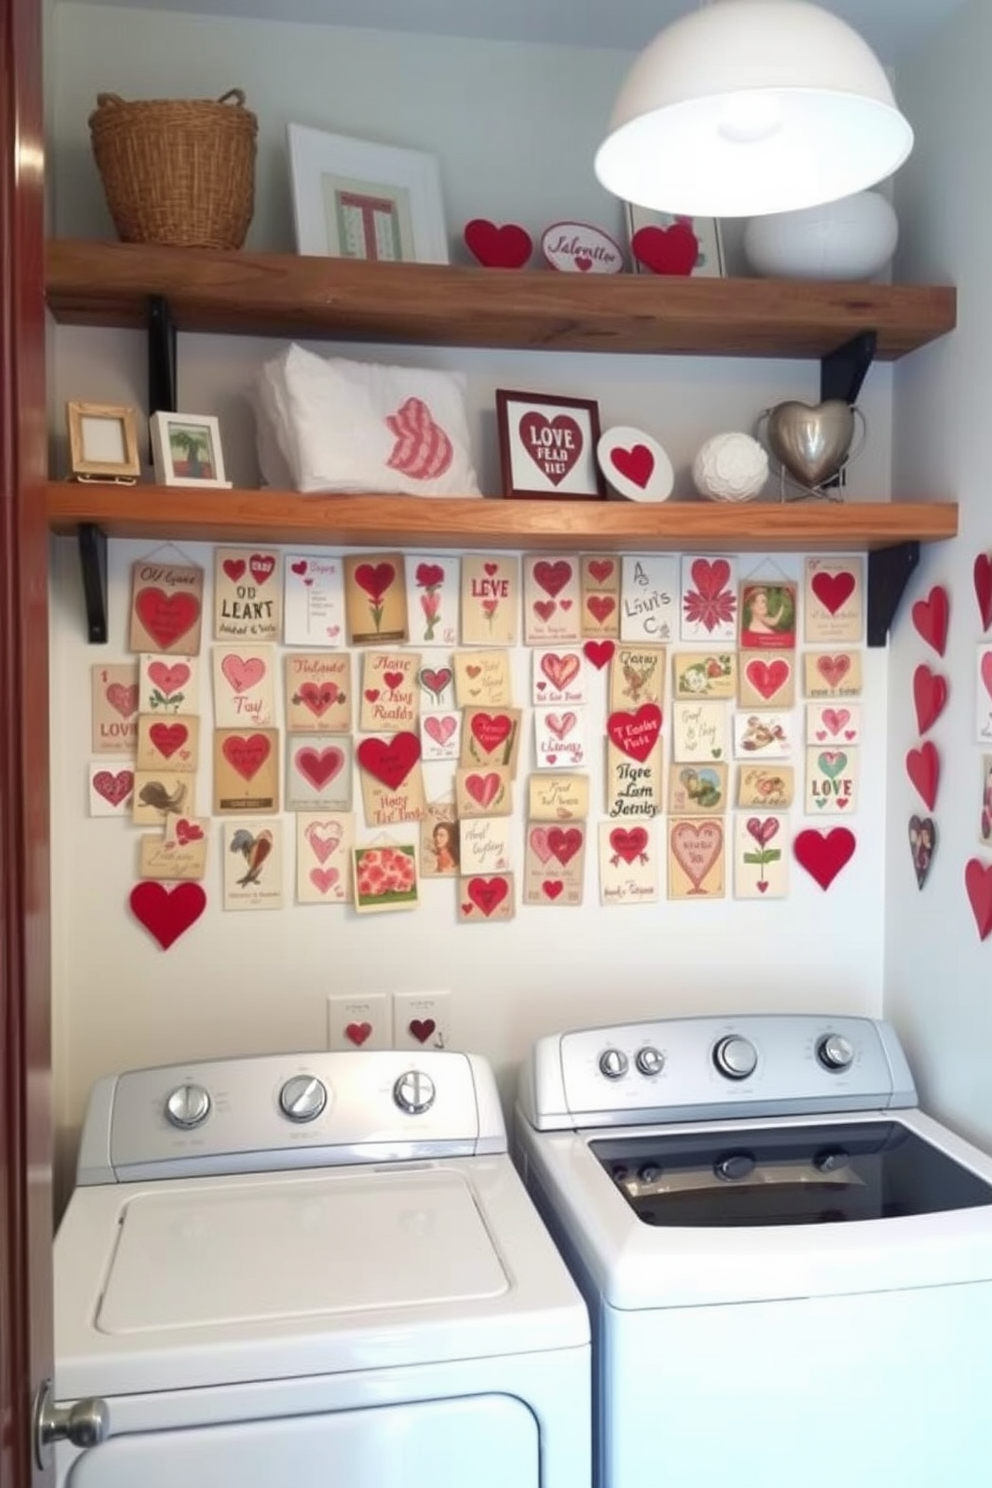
596 426 673 503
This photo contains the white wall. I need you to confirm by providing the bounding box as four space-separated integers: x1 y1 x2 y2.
47 4 897 1176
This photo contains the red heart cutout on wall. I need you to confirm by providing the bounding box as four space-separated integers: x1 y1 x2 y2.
906 741 940 811
911 585 949 656
912 664 948 735
583 640 615 670
631 222 698 276
974 554 992 633
356 732 421 790
129 881 206 950
345 1021 372 1047
463 218 533 269
793 828 856 890
409 1018 436 1044
965 859 992 940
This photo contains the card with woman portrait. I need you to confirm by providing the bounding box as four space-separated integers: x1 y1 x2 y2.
738 581 797 650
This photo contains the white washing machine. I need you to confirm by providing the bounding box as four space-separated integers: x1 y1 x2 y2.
49 1048 590 1488
515 1013 992 1488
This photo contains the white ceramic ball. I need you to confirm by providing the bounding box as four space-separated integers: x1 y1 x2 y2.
692 432 769 503
743 191 899 281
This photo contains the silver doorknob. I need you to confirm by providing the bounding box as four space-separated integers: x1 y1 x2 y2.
34 1380 109 1467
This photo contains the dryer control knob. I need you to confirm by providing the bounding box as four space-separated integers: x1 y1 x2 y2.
635 1046 665 1077
279 1075 327 1123
817 1034 854 1071
165 1083 211 1130
599 1048 629 1080
713 1036 758 1080
393 1070 436 1115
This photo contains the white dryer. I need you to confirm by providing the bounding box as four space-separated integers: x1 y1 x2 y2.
515 1014 992 1488
50 1049 590 1488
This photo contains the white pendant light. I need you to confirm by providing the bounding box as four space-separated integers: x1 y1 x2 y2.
595 0 914 218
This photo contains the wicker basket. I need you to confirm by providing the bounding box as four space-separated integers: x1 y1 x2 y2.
89 88 258 250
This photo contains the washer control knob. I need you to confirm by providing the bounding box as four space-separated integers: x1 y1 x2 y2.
598 1048 629 1080
165 1083 211 1130
716 1152 756 1182
817 1033 854 1071
635 1046 665 1077
279 1075 327 1123
713 1036 758 1080
393 1070 436 1115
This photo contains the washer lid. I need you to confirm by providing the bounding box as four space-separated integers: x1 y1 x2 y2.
98 1168 507 1334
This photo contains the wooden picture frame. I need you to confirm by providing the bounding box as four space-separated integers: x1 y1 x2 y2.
150 411 232 489
495 389 606 501
66 401 140 482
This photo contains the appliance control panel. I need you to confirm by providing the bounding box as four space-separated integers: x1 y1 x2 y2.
76 1050 505 1184
518 1014 919 1131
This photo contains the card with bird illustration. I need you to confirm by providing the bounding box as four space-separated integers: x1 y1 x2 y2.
132 771 194 825
224 821 283 910
609 643 666 710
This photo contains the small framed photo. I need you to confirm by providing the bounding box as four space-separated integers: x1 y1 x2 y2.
66 401 140 483
625 203 725 278
150 412 232 489
288 122 448 265
495 390 606 501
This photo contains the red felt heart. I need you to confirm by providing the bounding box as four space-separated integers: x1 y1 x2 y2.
631 222 698 276
409 1018 436 1044
965 859 992 940
356 732 420 790
913 664 949 735
134 587 200 651
129 881 206 950
463 218 533 269
793 828 856 890
345 1021 372 1047
811 570 856 615
610 444 654 489
906 741 940 811
975 554 992 633
584 639 615 670
911 585 949 657
607 703 663 763
466 876 509 917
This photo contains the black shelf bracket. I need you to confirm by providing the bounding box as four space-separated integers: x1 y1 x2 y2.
820 329 877 493
868 541 920 647
78 522 108 644
148 294 177 418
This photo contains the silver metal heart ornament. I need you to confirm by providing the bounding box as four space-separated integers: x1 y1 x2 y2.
765 399 856 489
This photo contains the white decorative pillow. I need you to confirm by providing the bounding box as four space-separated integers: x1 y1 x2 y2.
257 343 481 497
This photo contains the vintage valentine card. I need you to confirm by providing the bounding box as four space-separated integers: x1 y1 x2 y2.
528 773 590 822
138 818 208 882
807 702 862 746
420 710 461 762
284 653 352 734
213 729 280 814
283 552 345 647
669 762 728 815
738 650 796 709
460 556 519 646
344 553 408 646
535 707 587 769
296 812 353 905
136 714 199 773
581 555 621 638
456 767 513 819
212 645 277 727
286 735 353 812
609 643 667 709
129 560 203 655
453 649 513 707
356 732 426 826
532 647 586 706
327 994 389 1049
406 556 459 648
671 701 730 763
224 821 283 911
353 842 419 914
672 651 736 701
737 764 795 810
524 821 586 907
213 548 281 643
733 711 792 760
599 821 659 906
733 814 788 899
976 648 992 742
132 771 194 824
89 764 134 816
620 556 679 642
806 746 859 814
460 707 522 771
420 799 461 878
804 650 863 698
680 556 738 643
738 580 797 650
419 660 456 711
458 874 515 922
804 558 864 644
606 705 664 819
91 663 139 754
137 655 199 716
523 556 582 644
360 651 420 732
458 815 512 876
667 818 725 899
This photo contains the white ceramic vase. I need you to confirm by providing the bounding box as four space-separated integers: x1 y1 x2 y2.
743 191 899 281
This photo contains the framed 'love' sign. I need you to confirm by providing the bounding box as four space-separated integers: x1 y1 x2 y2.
495 389 605 501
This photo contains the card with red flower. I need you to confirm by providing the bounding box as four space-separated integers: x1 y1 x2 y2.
680 555 738 643
405 555 459 648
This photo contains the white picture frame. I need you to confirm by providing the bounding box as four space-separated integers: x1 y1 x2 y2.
288 122 449 265
149 412 232 489
625 202 725 278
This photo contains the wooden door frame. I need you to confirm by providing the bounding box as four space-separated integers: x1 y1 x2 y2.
1 0 53 1481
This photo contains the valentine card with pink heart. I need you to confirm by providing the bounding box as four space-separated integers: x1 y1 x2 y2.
296 812 353 905
598 821 659 905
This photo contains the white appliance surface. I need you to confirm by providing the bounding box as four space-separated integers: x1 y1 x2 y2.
55 1049 590 1488
514 1014 992 1488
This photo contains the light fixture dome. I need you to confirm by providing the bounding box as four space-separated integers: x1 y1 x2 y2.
595 0 914 218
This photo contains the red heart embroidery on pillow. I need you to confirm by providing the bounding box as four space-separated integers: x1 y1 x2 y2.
386 397 453 481
631 222 698 276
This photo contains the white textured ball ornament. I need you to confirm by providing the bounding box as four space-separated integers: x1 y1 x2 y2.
692 432 769 503
743 191 898 281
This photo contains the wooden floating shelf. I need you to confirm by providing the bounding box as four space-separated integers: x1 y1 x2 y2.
45 239 956 361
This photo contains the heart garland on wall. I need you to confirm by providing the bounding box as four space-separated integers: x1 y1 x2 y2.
974 553 992 633
911 584 950 657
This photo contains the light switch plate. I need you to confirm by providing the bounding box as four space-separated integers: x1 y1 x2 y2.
392 990 452 1052
327 993 391 1051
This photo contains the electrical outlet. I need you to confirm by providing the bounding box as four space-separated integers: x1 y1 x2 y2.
392 991 452 1052
327 993 391 1051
